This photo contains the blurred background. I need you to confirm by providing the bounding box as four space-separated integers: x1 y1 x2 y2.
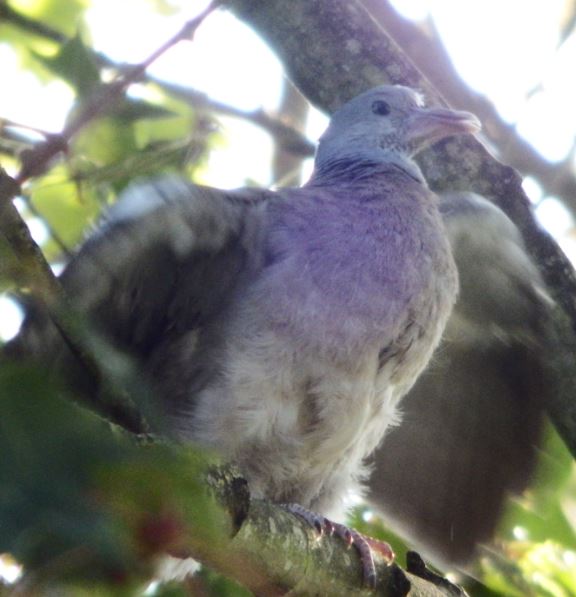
1 0 576 594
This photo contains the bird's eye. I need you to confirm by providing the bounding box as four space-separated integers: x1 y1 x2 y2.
371 100 391 116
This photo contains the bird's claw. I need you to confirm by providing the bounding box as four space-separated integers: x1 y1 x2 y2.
283 503 394 589
284 503 328 536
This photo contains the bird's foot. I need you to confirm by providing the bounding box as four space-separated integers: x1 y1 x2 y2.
283 503 394 588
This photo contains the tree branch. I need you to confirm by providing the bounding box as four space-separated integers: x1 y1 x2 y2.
175 465 467 596
153 79 315 158
224 0 576 314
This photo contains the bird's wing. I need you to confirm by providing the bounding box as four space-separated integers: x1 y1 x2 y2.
11 176 272 411
367 192 551 566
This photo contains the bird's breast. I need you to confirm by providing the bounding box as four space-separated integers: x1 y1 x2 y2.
260 195 457 359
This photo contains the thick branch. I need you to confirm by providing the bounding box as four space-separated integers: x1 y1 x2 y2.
224 0 575 307
361 0 576 215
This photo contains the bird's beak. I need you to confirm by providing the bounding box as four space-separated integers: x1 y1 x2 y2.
406 107 481 149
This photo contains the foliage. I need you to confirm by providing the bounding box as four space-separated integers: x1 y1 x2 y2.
1 0 214 256
0 363 222 594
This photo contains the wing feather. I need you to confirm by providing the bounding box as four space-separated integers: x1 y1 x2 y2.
9 176 272 411
368 192 551 565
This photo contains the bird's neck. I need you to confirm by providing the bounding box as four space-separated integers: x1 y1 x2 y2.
307 155 425 187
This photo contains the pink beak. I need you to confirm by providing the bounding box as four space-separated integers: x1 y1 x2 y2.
406 107 481 148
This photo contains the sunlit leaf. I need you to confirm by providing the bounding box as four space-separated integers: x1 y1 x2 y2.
79 114 139 159
27 169 101 256
15 0 90 38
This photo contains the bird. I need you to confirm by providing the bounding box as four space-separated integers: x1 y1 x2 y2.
368 191 551 567
9 85 480 583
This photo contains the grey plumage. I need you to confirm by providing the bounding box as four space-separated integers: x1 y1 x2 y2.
11 86 479 520
368 192 551 565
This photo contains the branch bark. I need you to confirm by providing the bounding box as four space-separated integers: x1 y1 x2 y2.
361 0 576 216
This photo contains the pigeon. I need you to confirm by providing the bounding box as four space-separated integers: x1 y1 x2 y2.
10 85 480 583
368 191 551 567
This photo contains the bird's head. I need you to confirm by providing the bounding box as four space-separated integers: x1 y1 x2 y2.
315 85 481 180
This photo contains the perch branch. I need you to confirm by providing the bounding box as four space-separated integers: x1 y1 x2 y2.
157 464 468 596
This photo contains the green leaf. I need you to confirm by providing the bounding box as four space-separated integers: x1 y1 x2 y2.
74 116 138 165
75 142 193 189
33 33 100 98
114 98 177 122
498 425 576 550
27 169 102 257
14 0 90 38
196 566 254 596
0 364 136 581
0 362 222 590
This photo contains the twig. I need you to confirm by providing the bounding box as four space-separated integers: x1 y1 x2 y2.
0 118 55 138
1 4 315 162
15 0 223 183
151 79 315 157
